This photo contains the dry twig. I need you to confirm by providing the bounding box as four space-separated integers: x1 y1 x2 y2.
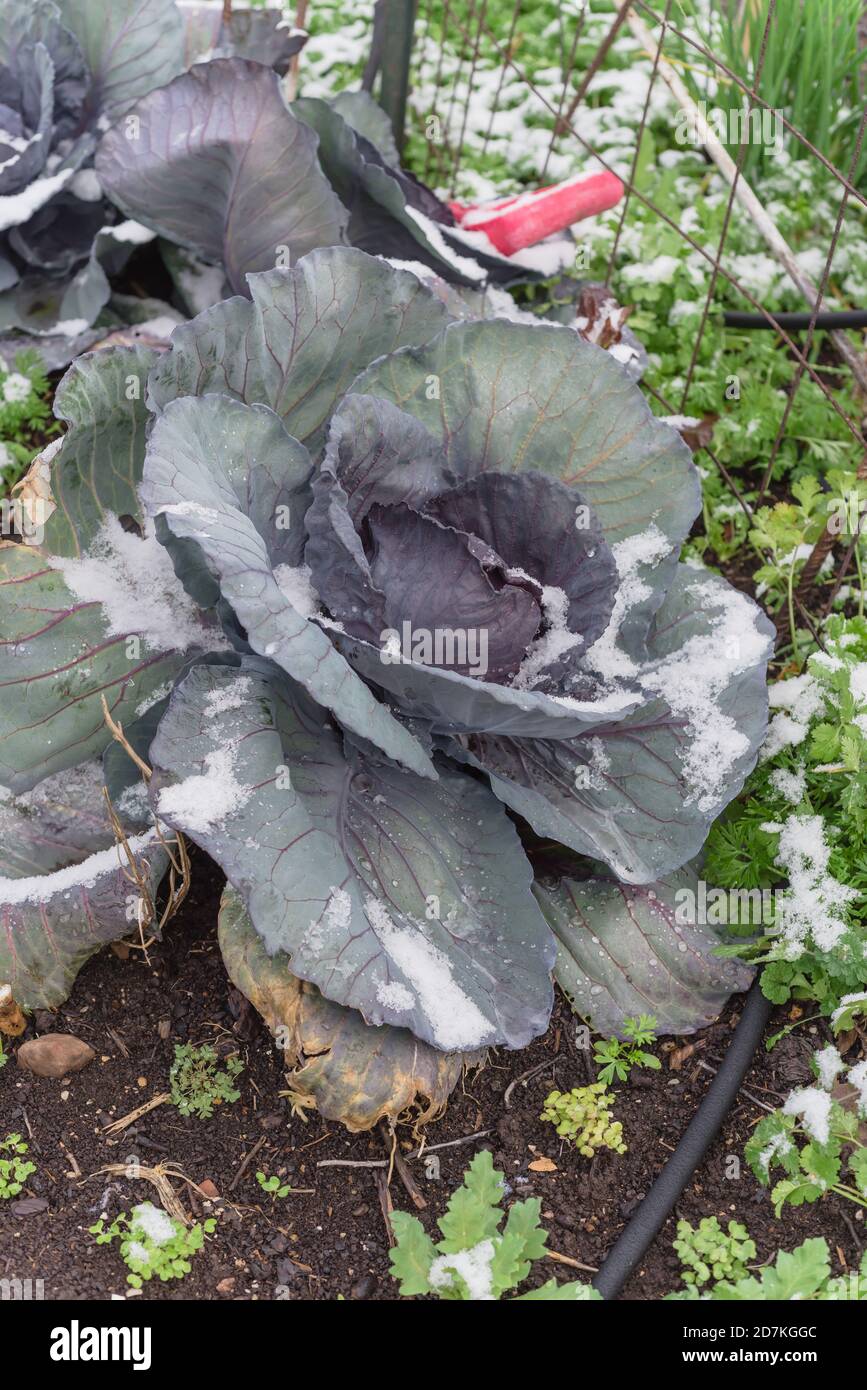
228 1135 267 1192
546 1249 599 1275
102 1093 171 1135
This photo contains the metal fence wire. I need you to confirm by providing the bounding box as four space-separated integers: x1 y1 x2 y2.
359 0 867 634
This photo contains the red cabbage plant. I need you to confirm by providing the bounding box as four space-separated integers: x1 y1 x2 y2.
0 248 767 1127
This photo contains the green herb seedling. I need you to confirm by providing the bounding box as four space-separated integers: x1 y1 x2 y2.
667 1237 867 1301
389 1150 599 1300
593 1014 661 1084
0 1133 36 1199
540 1083 626 1157
673 1215 756 1287
169 1042 243 1120
256 1171 291 1199
90 1200 216 1289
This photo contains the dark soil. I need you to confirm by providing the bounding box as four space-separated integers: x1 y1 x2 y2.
1 856 862 1302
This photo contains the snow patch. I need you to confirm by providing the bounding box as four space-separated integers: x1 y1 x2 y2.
512 582 581 690
429 1239 496 1300
757 1129 793 1174
157 747 249 835
2 372 32 403
584 524 670 681
814 1044 845 1091
364 896 491 1049
376 980 415 1012
831 992 867 1029
51 514 220 655
769 764 807 805
203 677 253 719
762 814 858 954
847 1059 867 1118
762 674 825 760
105 219 156 245
131 1202 176 1245
0 168 73 234
0 831 157 906
404 206 487 282
274 563 320 619
305 886 352 957
782 1086 832 1145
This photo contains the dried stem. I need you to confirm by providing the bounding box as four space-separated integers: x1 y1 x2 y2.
91 1161 208 1226
101 1093 172 1136
100 695 151 781
99 696 192 938
285 1 308 102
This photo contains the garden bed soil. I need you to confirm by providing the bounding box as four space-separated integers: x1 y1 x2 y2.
1 854 861 1302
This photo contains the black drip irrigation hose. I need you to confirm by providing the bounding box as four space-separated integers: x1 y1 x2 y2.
723 308 867 330
592 980 773 1300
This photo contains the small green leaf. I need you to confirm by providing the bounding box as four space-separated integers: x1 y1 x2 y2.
388 1212 436 1296
752 1239 831 1301
436 1184 502 1254
502 1198 548 1266
516 1279 602 1301
457 1149 504 1209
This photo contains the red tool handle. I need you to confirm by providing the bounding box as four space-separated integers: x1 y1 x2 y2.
449 170 624 256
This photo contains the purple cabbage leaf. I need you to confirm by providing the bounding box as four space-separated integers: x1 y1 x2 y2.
0 249 771 1089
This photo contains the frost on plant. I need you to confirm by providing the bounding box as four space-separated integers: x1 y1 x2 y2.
705 616 867 1015
388 1149 600 1300
745 1024 867 1219
90 1200 216 1288
0 247 773 1126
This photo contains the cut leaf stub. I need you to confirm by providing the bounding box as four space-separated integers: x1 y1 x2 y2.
218 884 481 1132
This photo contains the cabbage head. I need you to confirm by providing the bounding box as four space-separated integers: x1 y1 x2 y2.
0 249 768 1125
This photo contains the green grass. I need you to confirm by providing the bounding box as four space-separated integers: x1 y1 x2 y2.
670 0 867 185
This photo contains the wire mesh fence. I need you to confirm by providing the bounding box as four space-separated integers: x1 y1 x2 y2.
359 0 867 637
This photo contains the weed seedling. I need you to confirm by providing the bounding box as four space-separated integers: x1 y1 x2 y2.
256 1171 291 1199
389 1150 599 1300
540 1084 626 1157
0 1133 35 1199
593 1014 661 1085
673 1216 756 1287
169 1042 243 1119
90 1200 216 1288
